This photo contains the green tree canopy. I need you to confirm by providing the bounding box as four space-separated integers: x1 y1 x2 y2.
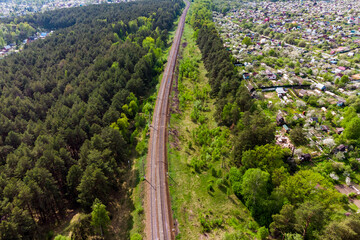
77 165 109 209
242 36 252 46
142 36 155 51
241 144 287 174
294 201 327 239
341 107 357 127
275 170 343 205
233 111 276 164
322 213 360 240
344 117 360 141
289 126 308 147
270 204 296 237
91 198 110 236
241 168 271 225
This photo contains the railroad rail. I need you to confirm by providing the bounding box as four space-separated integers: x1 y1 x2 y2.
145 1 190 240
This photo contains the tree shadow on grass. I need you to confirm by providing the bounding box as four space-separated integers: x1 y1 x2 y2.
107 168 140 239
217 184 227 194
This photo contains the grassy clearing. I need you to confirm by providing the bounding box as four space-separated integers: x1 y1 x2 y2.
168 23 257 240
52 211 81 238
126 154 146 240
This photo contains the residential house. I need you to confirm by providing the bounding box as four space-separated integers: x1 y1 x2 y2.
247 84 255 93
337 101 345 107
276 87 286 97
243 72 251 79
335 127 344 134
283 124 290 133
310 116 319 123
320 125 330 132
315 83 326 91
299 153 312 162
276 114 285 125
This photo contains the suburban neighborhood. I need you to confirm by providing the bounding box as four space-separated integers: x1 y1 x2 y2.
0 31 52 59
214 0 360 203
0 0 134 59
0 0 131 18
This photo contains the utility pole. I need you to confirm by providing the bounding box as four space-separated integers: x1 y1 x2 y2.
167 172 177 185
143 176 155 190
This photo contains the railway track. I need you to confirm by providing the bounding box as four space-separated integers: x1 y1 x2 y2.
146 1 190 240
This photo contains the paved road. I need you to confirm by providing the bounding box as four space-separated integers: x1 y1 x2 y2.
146 1 190 240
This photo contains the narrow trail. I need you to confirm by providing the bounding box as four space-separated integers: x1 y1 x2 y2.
145 1 190 240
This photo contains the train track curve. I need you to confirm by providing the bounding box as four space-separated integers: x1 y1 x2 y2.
145 1 190 240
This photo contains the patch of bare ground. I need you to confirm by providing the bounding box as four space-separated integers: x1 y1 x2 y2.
170 47 182 115
335 184 360 208
335 184 360 195
107 168 139 239
350 199 360 209
145 143 152 240
169 128 181 151
199 233 210 239
168 42 183 152
51 209 79 237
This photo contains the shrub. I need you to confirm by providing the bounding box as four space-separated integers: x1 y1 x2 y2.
137 206 144 215
232 182 242 198
207 183 214 192
349 192 356 198
211 218 224 228
130 233 142 240
257 227 269 240
248 221 259 231
198 115 207 124
211 167 218 177
199 215 223 233
188 140 193 150
54 235 70 240
136 140 148 156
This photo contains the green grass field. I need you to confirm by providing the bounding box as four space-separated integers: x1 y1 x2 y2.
168 22 257 240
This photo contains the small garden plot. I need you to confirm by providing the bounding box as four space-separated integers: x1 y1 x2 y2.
335 184 360 208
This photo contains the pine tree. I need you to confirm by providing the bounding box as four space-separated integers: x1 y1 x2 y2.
91 199 110 236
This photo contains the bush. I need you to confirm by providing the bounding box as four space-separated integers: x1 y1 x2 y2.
216 178 223 186
137 206 144 215
198 115 207 124
224 232 248 240
248 221 259 231
217 169 222 178
199 214 223 233
46 231 54 240
298 41 306 48
232 182 242 198
190 157 206 173
130 233 142 240
211 167 218 177
257 227 269 240
136 140 148 155
211 218 224 228
199 215 211 232
349 192 356 198
54 235 70 240
207 183 214 192
190 108 199 122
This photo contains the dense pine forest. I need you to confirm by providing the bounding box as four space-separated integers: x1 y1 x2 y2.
0 0 184 238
